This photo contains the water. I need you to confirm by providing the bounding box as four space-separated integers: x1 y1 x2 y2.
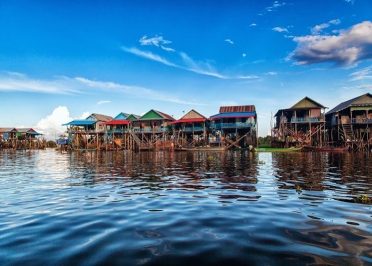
0 150 371 265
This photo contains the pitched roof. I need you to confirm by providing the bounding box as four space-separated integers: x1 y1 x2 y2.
140 109 175 121
156 110 175 120
16 128 42 135
326 93 372 115
87 113 113 122
210 112 256 120
290 97 325 109
114 112 130 120
0 128 16 133
219 105 255 113
126 114 141 121
171 109 207 124
63 120 96 126
180 109 207 120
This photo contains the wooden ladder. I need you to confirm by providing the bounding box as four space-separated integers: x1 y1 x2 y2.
128 130 142 150
342 123 354 141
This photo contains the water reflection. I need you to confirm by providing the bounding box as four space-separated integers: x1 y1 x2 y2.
272 152 371 204
0 150 371 265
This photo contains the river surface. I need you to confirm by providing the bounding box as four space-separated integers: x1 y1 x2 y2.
0 149 371 265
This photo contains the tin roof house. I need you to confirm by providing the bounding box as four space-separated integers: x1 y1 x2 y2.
209 105 257 148
326 93 371 150
272 97 326 147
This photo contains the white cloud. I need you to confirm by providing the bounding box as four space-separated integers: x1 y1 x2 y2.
0 72 78 94
349 66 372 81
122 46 258 80
97 100 111 105
224 38 234 45
272 26 288 33
311 19 341 35
236 75 260 80
179 52 228 79
290 21 372 66
75 76 204 105
121 46 177 67
79 112 90 119
344 0 355 4
139 35 175 52
35 106 73 139
179 52 259 80
242 53 247 57
341 84 372 95
0 71 205 105
266 1 286 12
249 23 257 27
35 107 93 140
266 71 278 75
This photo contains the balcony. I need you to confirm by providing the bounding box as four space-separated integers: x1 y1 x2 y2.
352 118 372 124
106 129 129 134
133 127 170 133
211 122 254 130
290 117 324 123
179 126 204 132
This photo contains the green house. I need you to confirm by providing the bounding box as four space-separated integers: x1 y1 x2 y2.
134 110 175 133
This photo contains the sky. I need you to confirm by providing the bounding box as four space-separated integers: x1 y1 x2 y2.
0 0 371 138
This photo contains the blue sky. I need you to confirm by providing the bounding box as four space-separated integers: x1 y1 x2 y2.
0 0 371 137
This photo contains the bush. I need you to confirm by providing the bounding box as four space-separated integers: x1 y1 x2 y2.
46 140 57 148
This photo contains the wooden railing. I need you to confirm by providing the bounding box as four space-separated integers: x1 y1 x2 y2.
211 122 255 130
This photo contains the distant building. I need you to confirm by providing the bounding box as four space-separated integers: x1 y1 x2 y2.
64 113 113 149
326 93 371 150
272 97 326 147
210 105 257 148
171 109 208 148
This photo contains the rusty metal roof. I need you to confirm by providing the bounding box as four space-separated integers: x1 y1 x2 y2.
219 105 256 113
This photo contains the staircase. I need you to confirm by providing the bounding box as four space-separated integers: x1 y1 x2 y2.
342 123 354 141
128 130 142 150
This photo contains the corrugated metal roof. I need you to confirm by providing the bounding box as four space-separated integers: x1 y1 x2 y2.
290 97 325 109
326 93 372 115
16 128 42 135
126 114 141 120
156 110 175 120
179 109 206 120
219 105 255 113
210 112 256 120
0 128 16 133
105 120 130 125
63 120 96 126
140 110 175 121
114 112 130 120
88 113 113 122
171 118 206 124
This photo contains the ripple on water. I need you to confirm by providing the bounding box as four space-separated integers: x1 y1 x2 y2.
0 150 371 265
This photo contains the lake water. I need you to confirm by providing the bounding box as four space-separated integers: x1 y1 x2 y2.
0 149 371 265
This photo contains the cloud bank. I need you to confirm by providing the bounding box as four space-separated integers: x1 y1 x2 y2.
290 21 372 66
35 106 73 139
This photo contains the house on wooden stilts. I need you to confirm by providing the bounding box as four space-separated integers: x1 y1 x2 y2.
326 93 372 151
272 97 326 148
171 109 208 149
64 113 112 150
0 128 17 149
272 97 328 147
209 105 257 149
132 110 175 150
15 128 44 149
104 112 140 151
